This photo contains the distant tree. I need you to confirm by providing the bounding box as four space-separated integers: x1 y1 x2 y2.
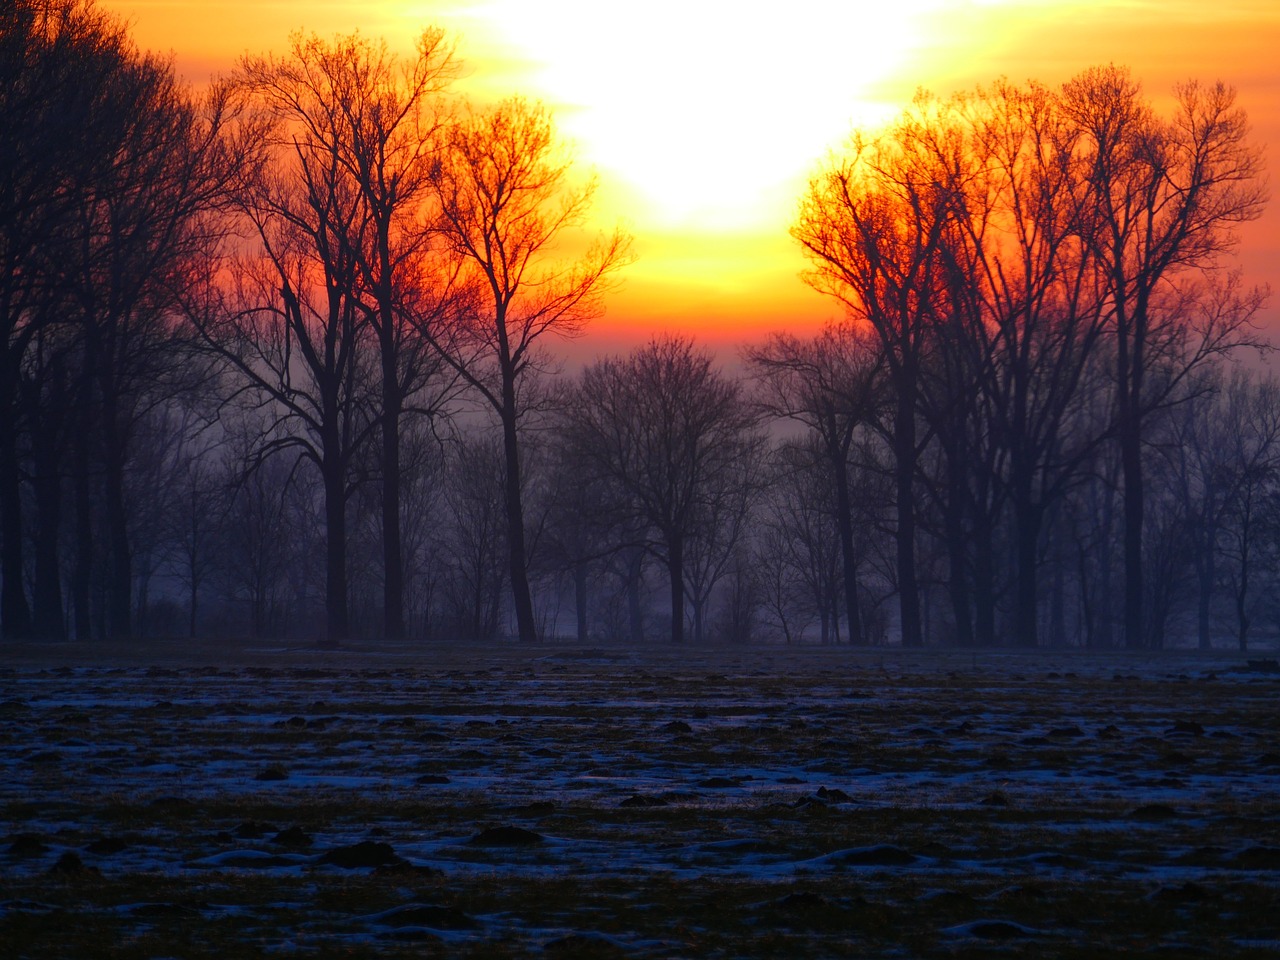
218 432 301 639
1171 366 1280 650
166 449 225 640
396 419 450 639
425 97 630 642
747 323 882 644
682 431 767 642
439 433 508 642
715 545 761 644
756 439 844 643
1060 66 1268 649
564 335 760 644
539 430 624 643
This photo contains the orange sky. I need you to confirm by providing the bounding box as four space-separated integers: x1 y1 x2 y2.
105 0 1280 353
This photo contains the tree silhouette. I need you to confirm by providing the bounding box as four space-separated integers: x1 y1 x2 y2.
565 336 760 644
747 323 883 644
195 60 380 644
426 97 630 642
237 30 460 640
2 0 233 640
1061 66 1267 648
793 105 962 648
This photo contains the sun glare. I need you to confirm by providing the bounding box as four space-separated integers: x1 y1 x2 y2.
101 0 1280 338
437 0 954 234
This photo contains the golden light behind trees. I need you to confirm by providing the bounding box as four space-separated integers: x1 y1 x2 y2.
794 65 1268 649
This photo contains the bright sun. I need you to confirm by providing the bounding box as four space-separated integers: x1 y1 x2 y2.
432 0 949 233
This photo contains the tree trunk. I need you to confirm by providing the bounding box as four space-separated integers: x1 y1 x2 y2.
0 390 31 639
380 371 405 640
1013 497 1042 648
1119 292 1146 650
103 452 131 639
99 388 132 641
500 395 537 643
573 561 588 643
971 509 996 646
1196 550 1214 651
31 442 64 640
322 447 348 646
944 474 974 648
188 574 198 640
667 533 685 644
1121 420 1144 648
1235 524 1251 652
626 548 644 644
894 386 923 647
71 415 92 641
831 450 863 645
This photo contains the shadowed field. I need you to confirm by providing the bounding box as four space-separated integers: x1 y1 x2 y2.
3 642 1279 957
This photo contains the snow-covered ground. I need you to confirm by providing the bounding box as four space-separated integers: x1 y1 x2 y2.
3 642 1278 956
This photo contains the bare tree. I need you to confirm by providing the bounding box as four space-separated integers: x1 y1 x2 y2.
2 0 232 640
1171 366 1280 650
757 439 844 643
439 432 508 642
1060 66 1268 649
1 0 129 638
564 335 760 644
682 428 767 642
218 423 302 639
947 79 1116 647
747 323 883 644
166 448 225 639
426 97 630 642
238 30 460 640
793 103 965 647
539 430 626 643
194 69 379 644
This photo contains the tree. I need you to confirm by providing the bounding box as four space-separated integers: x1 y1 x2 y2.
756 439 844 643
239 30 459 641
1061 66 1267 649
158 423 226 639
64 66 230 640
218 423 302 639
539 431 623 643
1 0 125 638
1 0 230 640
438 432 508 642
793 102 965 647
1171 366 1280 650
681 426 766 642
747 323 883 644
426 97 630 642
195 65 379 644
564 335 760 644
951 78 1114 647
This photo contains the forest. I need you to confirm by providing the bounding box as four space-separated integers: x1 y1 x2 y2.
2 0 1274 652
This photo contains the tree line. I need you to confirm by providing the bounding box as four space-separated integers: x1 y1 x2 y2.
1 1 1273 649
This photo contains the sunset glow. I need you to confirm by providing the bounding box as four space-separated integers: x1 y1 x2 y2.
106 0 1280 345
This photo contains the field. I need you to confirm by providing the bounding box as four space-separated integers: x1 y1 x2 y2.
3 640 1280 958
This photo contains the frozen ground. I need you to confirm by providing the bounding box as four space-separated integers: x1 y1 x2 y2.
3 640 1279 957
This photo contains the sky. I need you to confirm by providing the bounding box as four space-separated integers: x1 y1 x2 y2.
103 0 1280 352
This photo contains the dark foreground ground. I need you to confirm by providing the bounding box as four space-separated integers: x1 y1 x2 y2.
2 640 1279 958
